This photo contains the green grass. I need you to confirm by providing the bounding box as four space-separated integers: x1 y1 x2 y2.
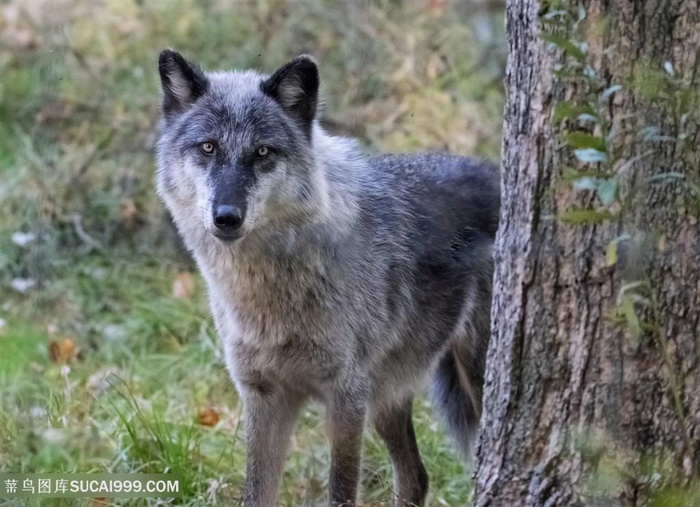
0 0 503 504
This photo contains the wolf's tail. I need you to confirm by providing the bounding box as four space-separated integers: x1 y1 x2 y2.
431 346 484 457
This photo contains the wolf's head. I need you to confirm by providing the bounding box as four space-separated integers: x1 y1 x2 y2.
156 50 328 246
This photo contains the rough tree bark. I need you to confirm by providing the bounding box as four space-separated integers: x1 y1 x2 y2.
474 0 699 505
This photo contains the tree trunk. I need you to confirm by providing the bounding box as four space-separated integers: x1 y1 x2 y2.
474 1 699 505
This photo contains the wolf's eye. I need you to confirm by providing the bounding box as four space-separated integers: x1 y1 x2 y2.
199 142 215 155
255 145 269 158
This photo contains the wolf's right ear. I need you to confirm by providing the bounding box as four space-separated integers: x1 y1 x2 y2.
260 56 319 139
158 49 208 116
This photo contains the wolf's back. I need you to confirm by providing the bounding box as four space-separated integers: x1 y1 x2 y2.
367 153 499 239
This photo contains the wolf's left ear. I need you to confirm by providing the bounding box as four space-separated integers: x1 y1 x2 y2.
260 56 319 138
158 49 209 116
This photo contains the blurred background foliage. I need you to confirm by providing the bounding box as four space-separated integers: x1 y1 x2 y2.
0 0 505 505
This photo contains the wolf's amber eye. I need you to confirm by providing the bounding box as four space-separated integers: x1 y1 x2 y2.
255 146 269 158
199 142 215 155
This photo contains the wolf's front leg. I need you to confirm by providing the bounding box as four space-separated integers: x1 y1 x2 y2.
327 382 369 507
242 385 304 507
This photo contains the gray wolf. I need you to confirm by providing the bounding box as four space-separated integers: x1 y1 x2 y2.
155 50 499 507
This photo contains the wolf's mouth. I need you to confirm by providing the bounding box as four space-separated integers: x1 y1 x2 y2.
212 230 242 243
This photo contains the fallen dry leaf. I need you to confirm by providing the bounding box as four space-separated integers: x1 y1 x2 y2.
119 198 138 229
48 338 77 364
172 271 195 299
426 0 447 15
197 407 220 427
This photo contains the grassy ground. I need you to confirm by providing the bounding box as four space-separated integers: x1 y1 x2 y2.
0 1 504 505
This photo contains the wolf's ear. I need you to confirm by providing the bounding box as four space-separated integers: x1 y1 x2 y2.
260 55 319 138
158 49 208 116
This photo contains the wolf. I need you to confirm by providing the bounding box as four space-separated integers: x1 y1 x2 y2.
155 50 499 507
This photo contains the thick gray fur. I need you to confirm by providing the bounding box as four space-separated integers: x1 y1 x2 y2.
155 50 499 507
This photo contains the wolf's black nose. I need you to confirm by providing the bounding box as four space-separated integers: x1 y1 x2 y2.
213 205 243 232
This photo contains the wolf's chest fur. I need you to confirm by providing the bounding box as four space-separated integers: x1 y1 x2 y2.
205 243 364 391
231 252 331 339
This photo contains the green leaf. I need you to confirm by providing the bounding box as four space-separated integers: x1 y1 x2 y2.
554 103 581 121
543 9 568 20
601 84 623 100
596 178 617 206
554 103 599 122
663 61 675 76
565 132 607 151
544 34 587 63
639 126 675 142
606 241 617 266
570 177 617 206
558 208 615 224
562 167 601 181
574 148 608 164
572 177 599 191
576 4 587 23
577 113 599 122
562 166 581 180
620 295 641 344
